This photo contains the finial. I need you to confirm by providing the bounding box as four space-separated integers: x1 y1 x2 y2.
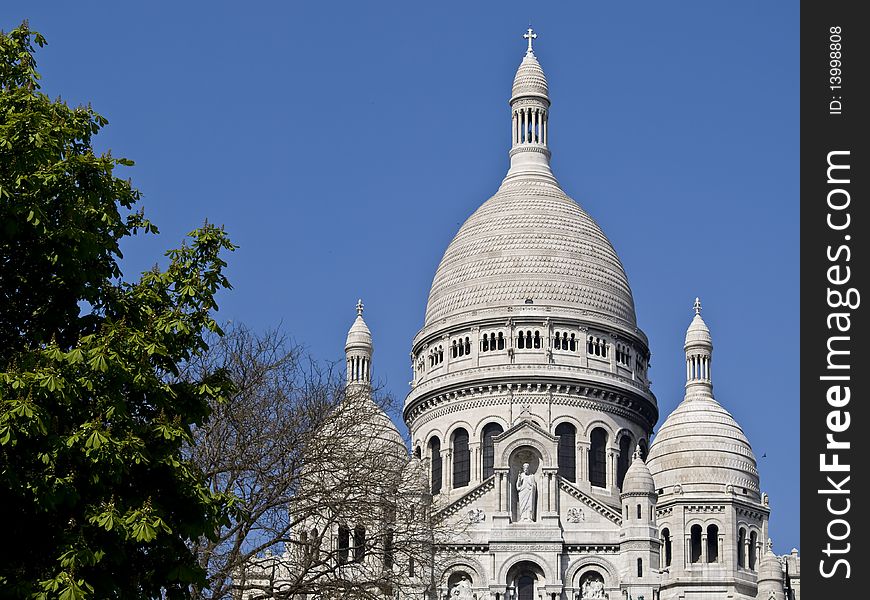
633 444 642 461
523 27 537 55
356 298 364 317
766 538 773 553
693 297 702 315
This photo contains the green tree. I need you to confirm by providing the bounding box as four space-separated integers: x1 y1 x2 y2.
0 23 237 599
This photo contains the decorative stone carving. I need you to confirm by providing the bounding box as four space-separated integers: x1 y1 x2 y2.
567 507 585 523
466 508 485 524
450 575 475 600
579 572 606 599
516 462 537 522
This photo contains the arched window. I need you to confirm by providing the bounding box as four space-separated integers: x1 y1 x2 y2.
637 504 642 519
589 428 608 488
517 332 525 349
737 527 746 567
662 528 672 567
338 525 350 564
533 331 541 348
707 524 719 563
353 525 365 562
452 429 470 488
464 337 471 355
569 333 576 351
482 334 490 352
525 331 533 348
617 434 632 489
637 558 643 577
498 332 505 350
414 446 421 459
554 332 562 350
690 524 703 563
749 531 758 569
429 437 442 495
452 340 458 358
638 439 649 461
481 423 504 479
555 423 576 482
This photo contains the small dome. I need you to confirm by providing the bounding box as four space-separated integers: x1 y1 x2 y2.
621 446 655 495
685 314 712 347
647 391 759 493
511 52 549 102
345 300 373 351
757 544 784 583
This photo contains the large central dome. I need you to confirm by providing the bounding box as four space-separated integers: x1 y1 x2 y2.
422 45 638 331
424 177 637 328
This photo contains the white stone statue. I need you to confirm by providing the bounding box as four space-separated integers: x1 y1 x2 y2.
516 462 537 522
450 575 475 600
580 574 606 599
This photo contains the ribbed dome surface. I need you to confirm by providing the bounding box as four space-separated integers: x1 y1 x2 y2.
646 392 759 492
685 314 712 346
345 315 373 350
424 177 637 327
622 452 655 494
757 549 784 582
511 53 549 101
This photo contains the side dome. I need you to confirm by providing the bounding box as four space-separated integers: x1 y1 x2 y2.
621 447 655 495
646 394 759 493
424 178 638 328
647 300 759 495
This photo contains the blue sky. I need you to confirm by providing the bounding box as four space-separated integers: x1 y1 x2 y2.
5 2 799 552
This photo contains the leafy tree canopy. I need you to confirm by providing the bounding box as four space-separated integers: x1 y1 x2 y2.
1 22 237 599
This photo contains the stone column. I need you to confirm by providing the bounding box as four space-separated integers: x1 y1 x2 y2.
701 533 708 563
442 449 451 491
472 326 480 367
579 328 589 367
577 441 589 485
607 449 616 491
443 335 451 374
608 336 617 373
470 442 481 483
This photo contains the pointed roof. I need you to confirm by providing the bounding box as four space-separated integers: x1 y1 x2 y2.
345 299 373 351
685 297 713 347
621 445 656 495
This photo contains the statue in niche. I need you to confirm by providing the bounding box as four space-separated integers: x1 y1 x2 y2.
516 462 537 522
450 575 475 600
579 573 606 599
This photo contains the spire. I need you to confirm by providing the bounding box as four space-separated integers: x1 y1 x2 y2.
345 299 373 387
507 28 553 179
684 297 713 391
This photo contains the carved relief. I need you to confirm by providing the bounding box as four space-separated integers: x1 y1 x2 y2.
567 507 585 523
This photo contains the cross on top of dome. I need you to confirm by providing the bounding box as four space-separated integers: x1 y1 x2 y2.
356 299 364 317
693 297 702 315
523 27 537 55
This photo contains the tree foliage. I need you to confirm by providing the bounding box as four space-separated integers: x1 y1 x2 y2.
0 22 236 599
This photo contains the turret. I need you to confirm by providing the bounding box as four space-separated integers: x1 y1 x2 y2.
345 299 373 389
619 446 660 599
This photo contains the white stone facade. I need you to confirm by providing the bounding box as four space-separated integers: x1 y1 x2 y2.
249 30 799 600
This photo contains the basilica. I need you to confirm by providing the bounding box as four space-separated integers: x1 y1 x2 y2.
243 31 799 600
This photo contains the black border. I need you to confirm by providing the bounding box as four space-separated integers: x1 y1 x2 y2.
800 2 868 596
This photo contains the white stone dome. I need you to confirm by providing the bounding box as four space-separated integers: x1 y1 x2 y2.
345 314 373 350
621 448 655 495
511 52 549 102
685 313 712 346
646 390 759 493
424 177 638 328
